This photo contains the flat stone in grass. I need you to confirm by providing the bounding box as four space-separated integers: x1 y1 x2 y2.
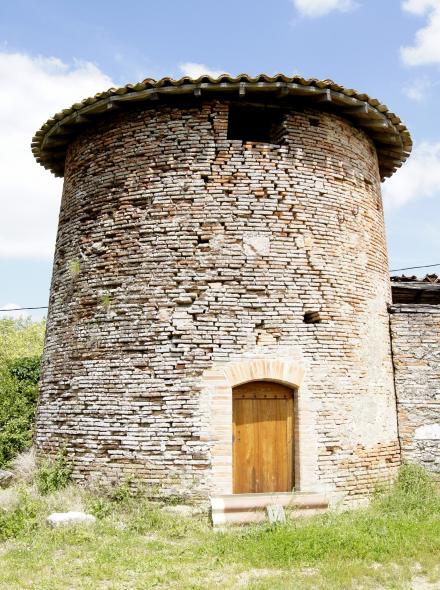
266 504 286 524
46 511 96 528
0 470 13 488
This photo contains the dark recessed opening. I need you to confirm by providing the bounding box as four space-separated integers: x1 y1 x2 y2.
304 311 322 324
309 117 320 127
227 105 285 145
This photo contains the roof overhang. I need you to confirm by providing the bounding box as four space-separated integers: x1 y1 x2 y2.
31 74 412 179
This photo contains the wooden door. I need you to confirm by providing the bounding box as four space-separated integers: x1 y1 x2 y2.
232 381 294 494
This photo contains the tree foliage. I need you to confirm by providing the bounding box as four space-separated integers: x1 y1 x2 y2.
0 317 45 363
0 318 45 468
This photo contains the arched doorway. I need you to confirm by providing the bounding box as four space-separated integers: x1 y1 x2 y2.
232 381 294 494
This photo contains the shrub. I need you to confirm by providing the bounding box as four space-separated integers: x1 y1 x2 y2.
0 488 40 541
0 317 45 468
0 356 40 468
373 462 440 517
87 496 113 519
36 450 73 495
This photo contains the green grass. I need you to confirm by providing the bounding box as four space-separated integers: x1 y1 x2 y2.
0 465 439 589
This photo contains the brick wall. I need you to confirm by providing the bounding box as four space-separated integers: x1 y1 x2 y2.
35 100 400 499
390 305 440 474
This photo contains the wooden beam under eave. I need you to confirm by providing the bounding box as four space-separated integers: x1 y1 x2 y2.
370 133 403 146
112 89 159 103
42 137 70 149
59 114 93 129
106 101 120 111
39 147 64 159
285 83 325 97
342 103 370 117
380 169 395 180
80 101 114 116
276 85 289 98
309 89 332 104
375 142 405 156
39 157 65 176
360 119 391 131
377 155 400 168
342 104 386 123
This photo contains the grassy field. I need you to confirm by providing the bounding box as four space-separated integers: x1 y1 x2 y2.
0 464 440 590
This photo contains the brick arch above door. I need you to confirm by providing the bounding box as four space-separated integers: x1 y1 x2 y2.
224 358 305 388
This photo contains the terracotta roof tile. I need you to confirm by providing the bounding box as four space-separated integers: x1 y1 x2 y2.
31 73 412 178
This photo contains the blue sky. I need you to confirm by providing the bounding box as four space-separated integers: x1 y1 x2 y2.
0 0 439 319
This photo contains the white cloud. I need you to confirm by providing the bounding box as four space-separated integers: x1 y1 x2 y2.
382 141 440 208
0 51 114 260
401 0 440 65
178 62 227 78
292 0 357 17
403 76 433 101
402 0 437 15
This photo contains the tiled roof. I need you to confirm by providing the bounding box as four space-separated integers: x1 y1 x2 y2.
31 74 412 178
391 274 440 305
391 274 439 283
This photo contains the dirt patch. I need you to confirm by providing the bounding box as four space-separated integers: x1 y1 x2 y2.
411 577 440 590
235 568 284 587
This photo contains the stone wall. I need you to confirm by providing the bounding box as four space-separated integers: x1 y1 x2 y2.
390 305 440 474
35 100 399 500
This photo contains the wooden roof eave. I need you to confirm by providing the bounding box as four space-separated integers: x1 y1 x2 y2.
31 79 411 178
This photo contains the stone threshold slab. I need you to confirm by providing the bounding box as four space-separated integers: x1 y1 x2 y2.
211 492 329 526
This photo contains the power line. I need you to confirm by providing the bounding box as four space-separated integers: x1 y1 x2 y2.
2 262 440 308
389 263 440 273
0 306 48 312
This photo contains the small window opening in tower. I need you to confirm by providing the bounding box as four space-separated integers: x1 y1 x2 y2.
227 104 285 145
304 311 323 324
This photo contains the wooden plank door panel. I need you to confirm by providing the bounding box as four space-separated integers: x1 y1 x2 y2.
233 381 294 494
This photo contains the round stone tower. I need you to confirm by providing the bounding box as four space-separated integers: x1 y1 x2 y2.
32 74 411 503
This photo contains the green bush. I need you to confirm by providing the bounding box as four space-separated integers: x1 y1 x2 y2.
0 317 45 468
373 462 440 516
0 356 41 468
86 478 137 519
0 489 40 541
36 449 73 495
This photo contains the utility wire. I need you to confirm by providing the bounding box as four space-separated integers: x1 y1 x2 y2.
389 263 440 273
0 306 48 312
2 263 440 309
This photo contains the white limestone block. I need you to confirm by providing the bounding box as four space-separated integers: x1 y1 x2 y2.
243 233 270 257
46 511 96 528
415 424 440 440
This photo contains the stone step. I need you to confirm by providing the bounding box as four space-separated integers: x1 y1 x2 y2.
211 492 329 526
